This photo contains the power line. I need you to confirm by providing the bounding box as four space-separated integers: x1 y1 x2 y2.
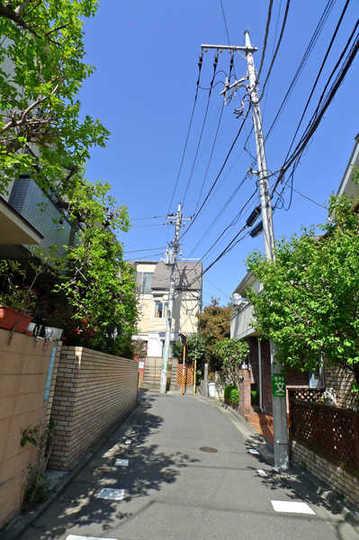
167 52 204 213
283 0 351 163
260 0 291 97
182 54 219 208
188 171 251 256
265 0 336 141
219 0 231 44
181 106 251 239
194 52 237 211
272 24 358 197
257 0 274 83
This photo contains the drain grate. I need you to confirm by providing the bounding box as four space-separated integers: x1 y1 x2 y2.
199 446 218 453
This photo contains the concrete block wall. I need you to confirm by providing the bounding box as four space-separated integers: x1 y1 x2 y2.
49 346 138 470
0 330 59 528
325 365 358 410
291 440 359 506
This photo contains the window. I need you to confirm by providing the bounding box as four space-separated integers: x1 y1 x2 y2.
155 300 164 318
155 300 168 318
137 271 153 294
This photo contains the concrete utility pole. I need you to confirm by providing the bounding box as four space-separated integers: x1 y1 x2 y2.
200 32 289 470
160 203 183 394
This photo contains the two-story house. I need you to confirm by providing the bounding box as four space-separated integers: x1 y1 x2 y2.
133 259 202 389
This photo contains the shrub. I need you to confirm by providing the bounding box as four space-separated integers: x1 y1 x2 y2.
224 384 240 407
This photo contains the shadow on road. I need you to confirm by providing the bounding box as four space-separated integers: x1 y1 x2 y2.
22 392 198 539
244 433 348 518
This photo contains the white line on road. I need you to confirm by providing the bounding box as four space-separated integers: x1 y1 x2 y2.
271 500 316 515
66 536 117 540
115 458 129 467
95 488 126 501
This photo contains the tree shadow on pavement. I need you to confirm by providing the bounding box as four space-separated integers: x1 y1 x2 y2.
244 433 349 518
19 393 199 540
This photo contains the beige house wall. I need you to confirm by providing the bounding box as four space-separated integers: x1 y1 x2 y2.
0 330 59 528
137 291 200 336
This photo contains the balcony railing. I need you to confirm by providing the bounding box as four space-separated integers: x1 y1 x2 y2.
8 177 72 253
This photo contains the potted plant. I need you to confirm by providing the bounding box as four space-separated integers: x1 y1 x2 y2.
0 260 38 334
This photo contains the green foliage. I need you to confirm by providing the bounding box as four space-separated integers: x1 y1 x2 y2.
197 298 232 370
0 0 108 194
51 180 137 355
224 384 240 407
247 195 359 384
0 3 138 356
0 259 43 312
213 338 249 386
22 465 49 509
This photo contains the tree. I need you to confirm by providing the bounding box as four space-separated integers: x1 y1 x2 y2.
247 194 359 389
198 298 232 370
51 179 138 355
213 338 249 387
0 3 138 355
0 0 108 194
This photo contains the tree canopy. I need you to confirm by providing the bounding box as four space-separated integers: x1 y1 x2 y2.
0 0 107 194
0 1 138 355
247 194 359 388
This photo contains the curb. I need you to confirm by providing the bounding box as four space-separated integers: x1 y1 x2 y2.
195 394 359 525
1 398 143 540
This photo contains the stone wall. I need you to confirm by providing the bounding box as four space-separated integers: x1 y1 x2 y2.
49 346 138 470
0 330 60 528
291 440 359 506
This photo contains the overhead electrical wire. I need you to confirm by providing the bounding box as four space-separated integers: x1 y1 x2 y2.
265 0 337 141
188 171 252 256
272 23 358 201
194 54 236 211
180 106 251 240
182 53 220 208
257 0 274 83
260 0 292 97
282 0 351 164
167 52 204 213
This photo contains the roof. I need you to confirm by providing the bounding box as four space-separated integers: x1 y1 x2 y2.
152 261 202 291
337 134 359 198
0 196 43 245
233 271 257 295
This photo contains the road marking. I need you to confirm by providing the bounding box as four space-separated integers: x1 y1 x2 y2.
271 500 316 515
95 488 126 501
66 536 117 540
248 448 260 455
115 458 129 467
257 469 268 477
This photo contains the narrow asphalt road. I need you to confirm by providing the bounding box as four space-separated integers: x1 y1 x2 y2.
18 393 357 540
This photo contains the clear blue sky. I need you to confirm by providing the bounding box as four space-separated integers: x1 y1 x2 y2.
80 0 358 305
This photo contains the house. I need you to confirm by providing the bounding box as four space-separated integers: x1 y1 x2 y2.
0 194 43 247
231 134 359 413
230 273 308 414
133 259 202 389
0 175 72 259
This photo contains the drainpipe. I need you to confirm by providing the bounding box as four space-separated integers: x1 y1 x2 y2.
258 337 263 412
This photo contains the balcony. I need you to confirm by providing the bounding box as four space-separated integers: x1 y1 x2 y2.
4 177 72 255
231 302 256 339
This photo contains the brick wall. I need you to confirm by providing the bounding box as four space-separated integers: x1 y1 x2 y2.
291 440 359 506
0 330 59 528
325 365 358 410
49 346 138 470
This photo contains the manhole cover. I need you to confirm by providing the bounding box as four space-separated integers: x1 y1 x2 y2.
199 446 218 453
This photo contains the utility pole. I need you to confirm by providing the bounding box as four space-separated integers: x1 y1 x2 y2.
200 31 289 470
160 203 183 394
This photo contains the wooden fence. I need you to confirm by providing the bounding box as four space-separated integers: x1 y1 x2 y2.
289 389 359 476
